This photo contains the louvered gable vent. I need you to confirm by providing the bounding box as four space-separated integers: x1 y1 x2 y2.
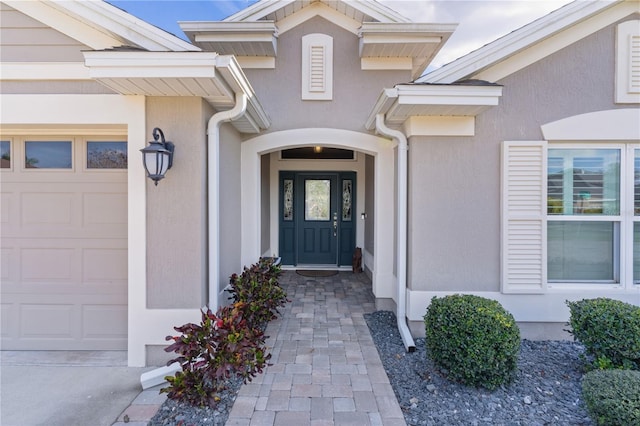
616 20 640 103
302 34 333 100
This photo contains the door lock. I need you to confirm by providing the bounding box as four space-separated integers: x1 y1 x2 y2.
333 212 337 237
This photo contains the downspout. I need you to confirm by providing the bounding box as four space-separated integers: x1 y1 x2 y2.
376 113 416 352
207 93 247 311
139 93 248 390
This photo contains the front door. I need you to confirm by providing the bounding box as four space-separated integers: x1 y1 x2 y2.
280 171 356 266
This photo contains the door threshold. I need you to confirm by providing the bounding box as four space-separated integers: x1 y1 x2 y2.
281 265 351 271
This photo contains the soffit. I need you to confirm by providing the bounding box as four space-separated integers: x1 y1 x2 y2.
83 51 269 134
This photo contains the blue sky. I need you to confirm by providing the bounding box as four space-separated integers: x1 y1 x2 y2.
107 0 573 69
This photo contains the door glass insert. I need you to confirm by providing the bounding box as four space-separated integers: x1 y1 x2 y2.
87 141 127 169
342 179 352 221
1 141 10 168
305 179 330 221
25 141 72 169
283 179 294 221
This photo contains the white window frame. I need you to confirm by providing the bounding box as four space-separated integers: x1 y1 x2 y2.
546 143 629 291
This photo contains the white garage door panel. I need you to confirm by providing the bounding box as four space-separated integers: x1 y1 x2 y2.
0 136 128 350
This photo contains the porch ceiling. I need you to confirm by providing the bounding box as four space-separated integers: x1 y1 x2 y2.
83 51 269 133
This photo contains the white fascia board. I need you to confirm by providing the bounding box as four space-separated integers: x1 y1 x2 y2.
215 55 271 130
349 0 411 23
223 0 410 24
83 51 220 78
236 57 276 69
180 21 277 34
364 88 399 130
1 62 91 80
420 0 620 84
395 84 503 106
223 0 296 22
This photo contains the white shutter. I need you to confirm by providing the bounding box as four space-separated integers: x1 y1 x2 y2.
301 34 333 100
501 141 547 294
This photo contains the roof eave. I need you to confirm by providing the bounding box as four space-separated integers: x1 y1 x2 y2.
420 0 621 84
83 51 270 133
365 83 503 131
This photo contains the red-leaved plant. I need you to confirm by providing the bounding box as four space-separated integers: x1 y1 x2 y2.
228 257 288 329
162 302 271 407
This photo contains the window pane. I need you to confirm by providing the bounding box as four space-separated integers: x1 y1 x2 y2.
548 221 617 282
635 223 640 284
342 179 352 221
283 179 294 221
305 179 330 221
547 149 620 216
0 141 10 168
87 141 127 169
25 141 72 169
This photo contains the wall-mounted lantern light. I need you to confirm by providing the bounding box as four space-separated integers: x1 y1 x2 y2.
140 127 174 186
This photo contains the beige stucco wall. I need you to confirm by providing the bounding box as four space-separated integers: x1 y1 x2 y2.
243 16 410 135
146 97 208 309
261 153 271 255
364 154 375 255
219 121 244 291
407 15 637 293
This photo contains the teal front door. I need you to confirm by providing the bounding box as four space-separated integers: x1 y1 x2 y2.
279 171 356 266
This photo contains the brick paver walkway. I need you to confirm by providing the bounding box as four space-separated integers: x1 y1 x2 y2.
226 270 406 426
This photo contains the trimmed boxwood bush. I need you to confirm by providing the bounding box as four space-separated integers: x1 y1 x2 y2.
424 294 520 390
566 298 640 370
582 369 640 425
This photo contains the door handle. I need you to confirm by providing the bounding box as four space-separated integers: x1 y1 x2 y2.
333 212 337 237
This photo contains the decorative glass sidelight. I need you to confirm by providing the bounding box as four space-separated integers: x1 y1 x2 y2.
342 179 352 221
305 179 330 221
283 179 294 221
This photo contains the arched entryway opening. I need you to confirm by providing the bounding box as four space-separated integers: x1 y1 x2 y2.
240 128 396 299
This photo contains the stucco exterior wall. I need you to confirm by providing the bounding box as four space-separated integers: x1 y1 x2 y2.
407 16 635 293
261 153 271 255
243 16 410 134
219 121 244 290
364 154 375 255
146 97 208 309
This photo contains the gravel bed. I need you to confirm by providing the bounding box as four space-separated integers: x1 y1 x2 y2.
149 309 593 425
148 376 243 426
365 311 593 426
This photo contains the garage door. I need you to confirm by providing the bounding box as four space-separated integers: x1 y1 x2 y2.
1 135 128 350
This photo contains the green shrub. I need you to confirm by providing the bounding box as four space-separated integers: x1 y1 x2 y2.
228 257 288 329
566 298 640 370
424 294 520 390
162 303 271 407
582 369 640 425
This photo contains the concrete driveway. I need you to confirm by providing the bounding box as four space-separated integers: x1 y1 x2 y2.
0 351 149 426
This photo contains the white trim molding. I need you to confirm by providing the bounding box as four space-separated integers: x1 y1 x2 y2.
616 20 640 103
541 109 640 141
0 62 91 81
403 116 475 137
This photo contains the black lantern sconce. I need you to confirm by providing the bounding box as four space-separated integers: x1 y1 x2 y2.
140 127 175 186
